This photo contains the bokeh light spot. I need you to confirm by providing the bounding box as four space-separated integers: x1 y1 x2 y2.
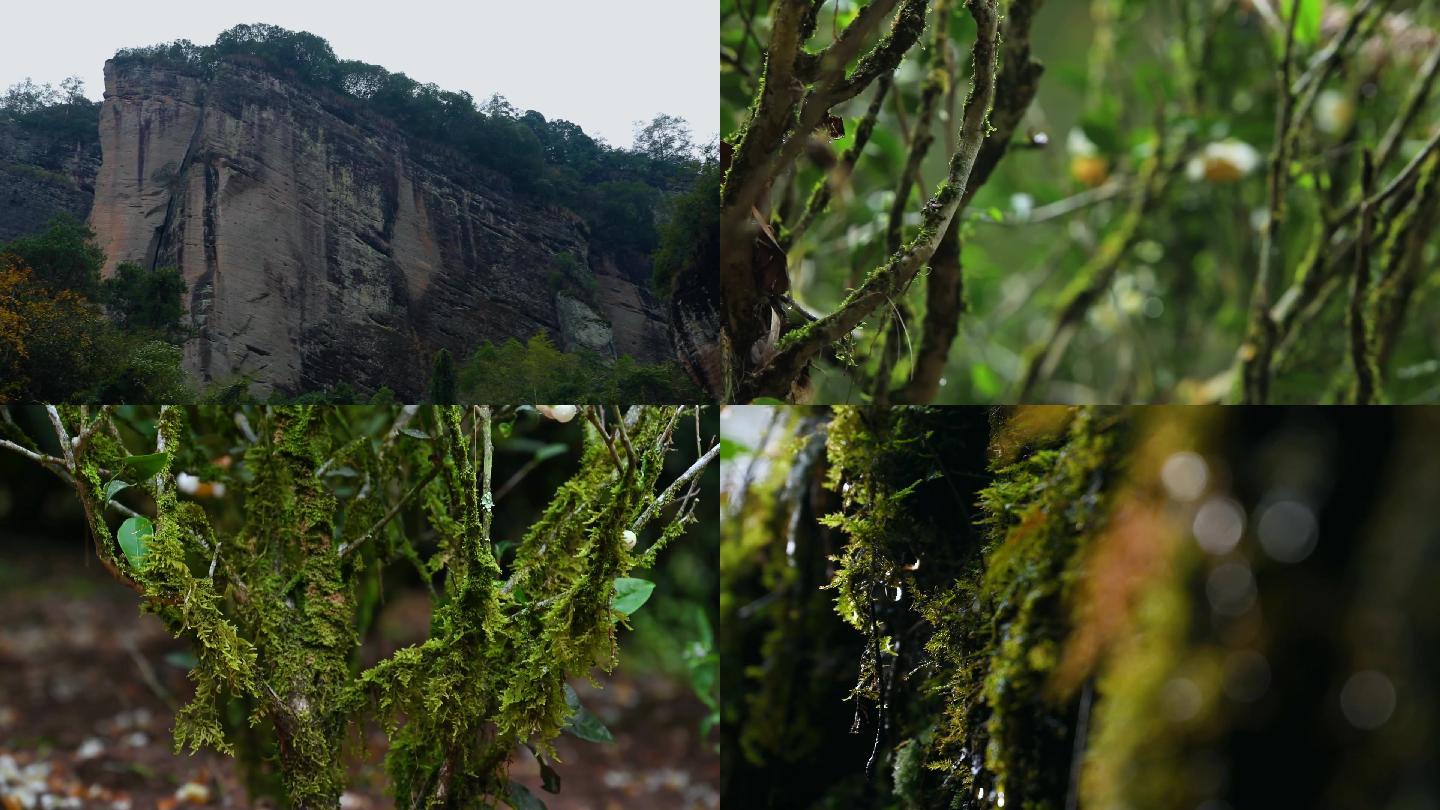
1206 562 1257 616
1161 451 1209 501
1340 670 1396 730
1193 497 1245 555
1256 499 1318 563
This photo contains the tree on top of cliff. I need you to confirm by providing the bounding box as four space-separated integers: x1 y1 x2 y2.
0 77 100 146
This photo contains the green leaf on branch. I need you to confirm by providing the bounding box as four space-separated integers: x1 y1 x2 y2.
506 781 547 810
122 453 166 479
400 428 431 440
117 515 153 569
537 758 561 794
534 442 569 462
1280 0 1322 47
719 437 752 461
103 480 130 502
562 683 614 743
522 743 562 794
612 577 655 616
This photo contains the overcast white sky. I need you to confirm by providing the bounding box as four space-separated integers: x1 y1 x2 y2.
0 0 716 149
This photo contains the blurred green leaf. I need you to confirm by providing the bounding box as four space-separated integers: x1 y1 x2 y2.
506 781 546 810
1283 0 1323 47
719 437 753 461
103 480 130 501
970 364 1003 399
562 683 614 743
534 442 568 462
613 577 656 616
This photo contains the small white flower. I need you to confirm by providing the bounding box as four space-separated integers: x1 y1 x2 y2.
174 781 211 804
622 530 637 550
76 737 105 760
1067 128 1098 157
1315 89 1354 135
176 473 200 495
537 405 578 423
1010 193 1035 221
1186 140 1261 184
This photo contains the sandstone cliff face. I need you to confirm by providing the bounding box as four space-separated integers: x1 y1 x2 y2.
0 121 99 244
90 59 671 398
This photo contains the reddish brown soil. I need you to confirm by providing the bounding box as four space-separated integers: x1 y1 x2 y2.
0 540 717 809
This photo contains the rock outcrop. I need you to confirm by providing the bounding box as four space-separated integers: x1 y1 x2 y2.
89 58 672 398
0 120 99 244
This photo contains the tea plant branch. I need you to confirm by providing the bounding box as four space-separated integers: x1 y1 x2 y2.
1222 127 1440 398
630 440 721 533
0 436 67 471
0 437 141 520
899 0 1048 403
478 405 494 545
722 0 932 386
1239 0 1304 404
338 466 441 559
584 405 624 471
1348 152 1380 404
1375 30 1440 171
784 73 894 249
738 0 1002 402
612 405 637 471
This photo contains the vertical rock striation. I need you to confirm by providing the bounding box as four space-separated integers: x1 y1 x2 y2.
89 58 672 398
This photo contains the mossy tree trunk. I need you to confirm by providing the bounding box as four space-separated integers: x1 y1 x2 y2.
724 406 1440 809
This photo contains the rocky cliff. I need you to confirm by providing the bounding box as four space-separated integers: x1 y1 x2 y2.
89 58 672 398
0 120 99 244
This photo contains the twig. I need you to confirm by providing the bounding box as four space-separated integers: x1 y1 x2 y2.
338 467 441 558
0 438 68 470
1240 0 1304 404
612 406 637 473
1375 38 1440 171
630 442 720 532
478 406 494 545
46 406 74 470
122 637 177 712
584 407 623 470
1348 151 1379 404
784 74 894 248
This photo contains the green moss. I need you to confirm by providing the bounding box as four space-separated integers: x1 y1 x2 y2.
43 405 708 809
